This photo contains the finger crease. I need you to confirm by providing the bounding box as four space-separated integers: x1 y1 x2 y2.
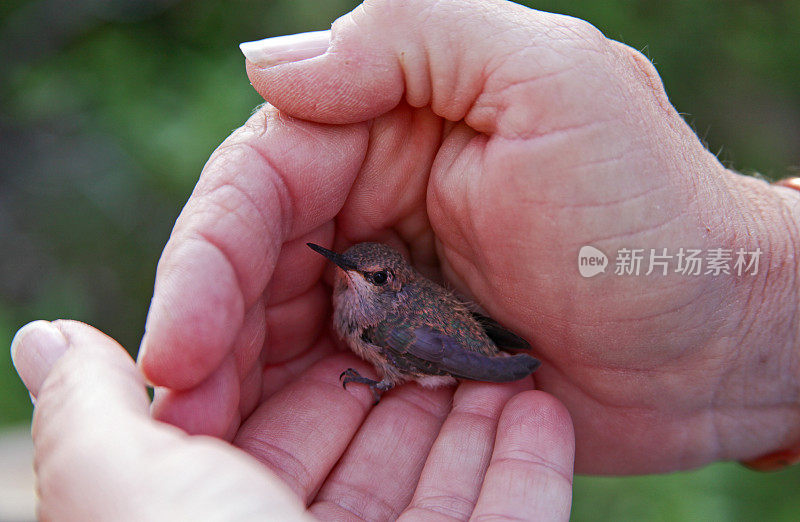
193 230 249 313
240 141 294 241
472 512 530 521
490 455 573 486
320 480 400 521
409 493 476 520
243 438 314 501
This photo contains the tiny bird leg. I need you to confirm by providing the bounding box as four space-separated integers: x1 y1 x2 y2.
339 368 393 404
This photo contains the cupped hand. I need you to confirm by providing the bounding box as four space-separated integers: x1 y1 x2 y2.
139 0 800 476
12 320 573 520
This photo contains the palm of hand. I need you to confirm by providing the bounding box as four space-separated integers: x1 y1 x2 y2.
314 92 732 474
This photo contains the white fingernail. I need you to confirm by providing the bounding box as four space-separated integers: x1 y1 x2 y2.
239 30 331 68
10 320 69 398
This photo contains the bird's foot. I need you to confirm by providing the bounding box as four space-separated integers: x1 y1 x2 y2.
340 368 393 404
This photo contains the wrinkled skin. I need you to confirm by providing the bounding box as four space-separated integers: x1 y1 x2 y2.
12 0 800 520
139 0 800 475
14 320 570 520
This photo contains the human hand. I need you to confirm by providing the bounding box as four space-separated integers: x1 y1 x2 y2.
12 320 573 520
139 0 800 476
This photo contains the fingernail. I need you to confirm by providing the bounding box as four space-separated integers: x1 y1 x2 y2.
10 320 70 398
239 29 331 68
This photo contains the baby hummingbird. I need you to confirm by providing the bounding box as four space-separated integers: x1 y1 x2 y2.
308 242 541 403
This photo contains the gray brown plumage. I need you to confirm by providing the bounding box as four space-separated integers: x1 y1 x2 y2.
308 242 540 402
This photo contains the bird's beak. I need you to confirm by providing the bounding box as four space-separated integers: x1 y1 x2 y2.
307 243 358 271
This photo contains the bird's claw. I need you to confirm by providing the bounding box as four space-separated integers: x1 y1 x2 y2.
339 368 392 404
339 368 364 390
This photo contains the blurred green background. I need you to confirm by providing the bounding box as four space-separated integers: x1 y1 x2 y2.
1 0 799 519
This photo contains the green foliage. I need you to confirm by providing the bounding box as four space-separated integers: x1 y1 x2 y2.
1 0 799 519
573 463 800 521
0 303 31 424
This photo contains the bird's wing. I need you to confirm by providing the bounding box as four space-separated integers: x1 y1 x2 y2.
469 311 532 351
365 324 540 382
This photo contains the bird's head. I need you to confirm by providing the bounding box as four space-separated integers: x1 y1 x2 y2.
307 242 412 304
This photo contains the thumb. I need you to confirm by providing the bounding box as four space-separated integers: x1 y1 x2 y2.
239 0 608 128
12 320 153 519
11 320 310 521
11 319 149 407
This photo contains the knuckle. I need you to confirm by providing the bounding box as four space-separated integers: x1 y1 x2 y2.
548 13 609 52
611 41 674 113
572 18 607 45
619 42 666 90
342 0 479 33
241 103 273 136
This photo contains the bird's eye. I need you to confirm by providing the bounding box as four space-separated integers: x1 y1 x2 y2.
371 270 389 285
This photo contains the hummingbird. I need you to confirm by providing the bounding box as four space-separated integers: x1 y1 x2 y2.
307 242 541 403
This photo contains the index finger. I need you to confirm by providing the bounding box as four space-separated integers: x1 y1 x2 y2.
138 105 368 389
